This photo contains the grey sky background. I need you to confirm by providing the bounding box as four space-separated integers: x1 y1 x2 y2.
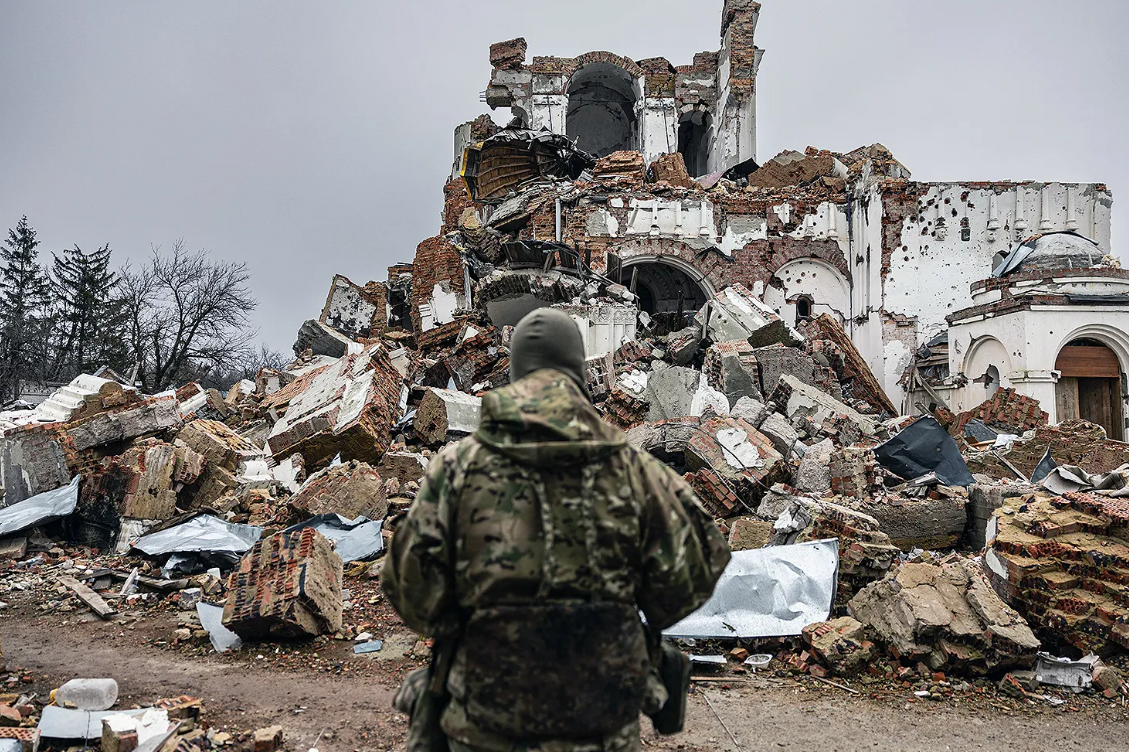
2 0 1127 354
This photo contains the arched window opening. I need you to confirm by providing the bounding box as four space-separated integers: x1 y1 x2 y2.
622 260 709 335
1055 338 1125 440
985 365 1000 397
566 64 638 158
678 111 711 178
794 295 813 324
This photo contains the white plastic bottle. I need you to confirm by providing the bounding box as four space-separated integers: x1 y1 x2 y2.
53 678 119 711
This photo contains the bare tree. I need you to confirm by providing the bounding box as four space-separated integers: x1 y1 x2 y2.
121 241 257 392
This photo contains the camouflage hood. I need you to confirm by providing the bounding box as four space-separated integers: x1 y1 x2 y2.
475 368 627 467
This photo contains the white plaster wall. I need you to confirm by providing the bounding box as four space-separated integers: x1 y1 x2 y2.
641 98 678 164
624 198 716 239
763 258 851 324
528 93 567 134
419 283 462 332
886 184 1113 345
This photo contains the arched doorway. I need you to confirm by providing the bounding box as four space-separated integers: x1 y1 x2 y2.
1055 338 1125 440
566 63 639 158
620 257 711 334
678 110 712 178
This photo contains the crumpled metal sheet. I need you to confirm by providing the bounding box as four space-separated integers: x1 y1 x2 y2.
1041 463 1129 497
1034 652 1099 693
0 475 80 537
875 416 975 487
283 514 384 563
197 602 242 653
664 539 839 639
134 515 261 558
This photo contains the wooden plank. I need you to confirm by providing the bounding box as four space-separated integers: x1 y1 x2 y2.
57 575 116 618
1056 346 1121 378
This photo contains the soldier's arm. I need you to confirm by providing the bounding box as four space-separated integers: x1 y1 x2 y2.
380 445 461 636
634 453 731 631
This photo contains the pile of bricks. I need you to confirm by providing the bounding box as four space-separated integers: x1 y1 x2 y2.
222 528 343 640
986 492 1129 655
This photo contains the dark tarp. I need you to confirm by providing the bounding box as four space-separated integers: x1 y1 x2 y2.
1030 447 1058 484
875 416 975 487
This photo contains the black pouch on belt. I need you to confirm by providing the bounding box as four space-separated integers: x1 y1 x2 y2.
647 642 690 736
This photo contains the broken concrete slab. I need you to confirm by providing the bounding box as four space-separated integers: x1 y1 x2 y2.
414 388 482 445
758 412 799 459
793 438 834 495
729 396 767 428
222 528 343 640
67 398 182 452
696 284 780 344
287 461 388 522
0 427 69 507
849 556 1039 676
848 492 968 551
646 365 729 421
770 374 879 441
267 343 405 469
755 345 840 403
704 340 761 405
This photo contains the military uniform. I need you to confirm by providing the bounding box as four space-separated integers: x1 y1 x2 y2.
383 369 730 752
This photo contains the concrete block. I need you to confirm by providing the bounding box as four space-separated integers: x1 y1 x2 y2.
288 460 389 521
758 412 799 458
223 528 343 639
414 388 482 445
793 438 834 495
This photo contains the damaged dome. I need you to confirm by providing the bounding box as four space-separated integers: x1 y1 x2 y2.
993 231 1107 277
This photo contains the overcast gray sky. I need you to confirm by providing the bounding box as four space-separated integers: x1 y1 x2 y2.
2 0 1126 353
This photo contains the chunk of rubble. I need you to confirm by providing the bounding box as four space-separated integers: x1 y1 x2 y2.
727 517 773 551
848 489 968 551
266 343 405 468
222 528 343 639
685 416 786 513
645 365 728 422
798 314 897 416
849 556 1040 676
793 438 834 495
758 413 799 459
67 397 181 452
729 396 767 428
986 492 1129 655
378 452 429 484
0 427 70 506
770 374 879 442
286 460 388 521
965 481 1036 549
754 345 838 401
33 373 140 425
802 616 876 677
695 284 781 343
948 387 1049 438
757 485 900 608
414 388 482 445
704 340 762 404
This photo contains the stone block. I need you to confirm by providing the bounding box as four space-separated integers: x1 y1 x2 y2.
758 412 799 458
793 438 834 495
704 340 761 405
770 374 877 441
0 427 70 508
223 528 343 639
848 557 1039 676
729 397 767 427
287 460 388 521
727 517 773 551
378 452 429 484
802 616 875 677
696 284 779 344
414 388 482 445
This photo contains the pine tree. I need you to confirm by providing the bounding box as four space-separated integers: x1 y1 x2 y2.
0 217 52 403
50 243 128 380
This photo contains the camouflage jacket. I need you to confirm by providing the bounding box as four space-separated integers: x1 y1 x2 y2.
382 369 731 751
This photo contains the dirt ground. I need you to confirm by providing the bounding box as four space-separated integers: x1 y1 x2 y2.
7 605 1129 752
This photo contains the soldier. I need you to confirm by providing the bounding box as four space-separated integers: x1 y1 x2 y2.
383 308 731 752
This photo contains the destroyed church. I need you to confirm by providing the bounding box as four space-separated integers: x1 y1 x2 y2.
308 0 1121 440
4 3 1129 738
